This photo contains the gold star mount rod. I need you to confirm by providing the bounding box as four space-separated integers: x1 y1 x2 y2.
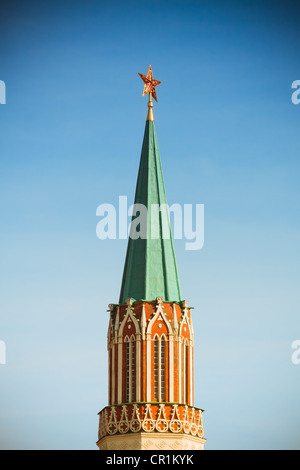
138 64 161 121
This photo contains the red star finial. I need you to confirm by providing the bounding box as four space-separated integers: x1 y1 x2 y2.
138 65 161 102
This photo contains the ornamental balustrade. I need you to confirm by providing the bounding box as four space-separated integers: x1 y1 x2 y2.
98 403 204 440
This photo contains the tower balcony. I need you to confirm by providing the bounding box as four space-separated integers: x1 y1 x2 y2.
97 402 205 448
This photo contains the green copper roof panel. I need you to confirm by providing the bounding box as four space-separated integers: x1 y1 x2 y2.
119 120 182 304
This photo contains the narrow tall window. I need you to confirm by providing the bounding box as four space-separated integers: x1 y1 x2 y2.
154 337 159 400
131 339 136 402
153 335 166 401
125 336 135 402
160 337 166 401
181 339 189 404
126 340 130 402
185 341 189 404
182 340 186 404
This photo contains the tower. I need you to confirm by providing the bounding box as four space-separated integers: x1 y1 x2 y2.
97 66 205 450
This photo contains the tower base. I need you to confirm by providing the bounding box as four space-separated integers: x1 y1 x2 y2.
97 432 205 450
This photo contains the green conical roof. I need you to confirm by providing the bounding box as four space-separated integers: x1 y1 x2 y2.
119 120 182 304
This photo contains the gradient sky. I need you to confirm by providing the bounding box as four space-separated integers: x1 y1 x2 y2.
0 0 299 450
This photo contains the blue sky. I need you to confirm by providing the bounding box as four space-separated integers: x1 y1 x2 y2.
0 0 299 449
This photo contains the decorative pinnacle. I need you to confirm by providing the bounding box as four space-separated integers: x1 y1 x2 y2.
138 64 161 121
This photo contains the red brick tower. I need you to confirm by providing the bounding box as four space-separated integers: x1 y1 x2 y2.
97 66 205 450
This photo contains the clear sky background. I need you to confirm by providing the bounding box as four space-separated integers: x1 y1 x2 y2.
0 0 299 450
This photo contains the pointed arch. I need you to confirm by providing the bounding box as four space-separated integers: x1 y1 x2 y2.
146 303 173 336
118 306 140 338
179 308 194 341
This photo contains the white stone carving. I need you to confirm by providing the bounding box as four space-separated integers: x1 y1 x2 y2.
142 403 156 432
130 404 141 433
118 405 130 433
98 403 205 450
169 404 182 433
146 301 173 336
182 405 191 434
118 303 140 337
107 406 118 435
155 404 169 432
99 403 204 439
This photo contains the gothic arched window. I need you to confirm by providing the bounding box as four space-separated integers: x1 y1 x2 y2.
160 336 166 401
153 334 167 401
125 335 135 402
181 338 189 404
